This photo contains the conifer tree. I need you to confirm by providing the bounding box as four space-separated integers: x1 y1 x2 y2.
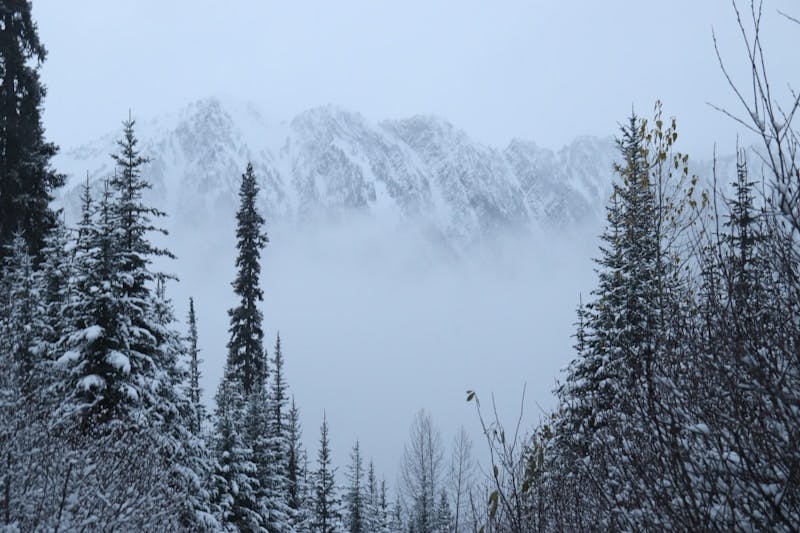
243 380 284 531
724 154 767 318
187 297 205 434
264 333 293 531
388 495 404 533
35 217 72 347
378 480 391 533
1 232 47 391
552 114 662 528
214 162 271 530
270 333 289 453
226 162 268 395
312 414 340 533
75 175 94 249
0 0 64 260
344 441 364 533
152 278 219 531
213 377 265 531
57 180 129 424
364 460 380 532
56 117 178 425
108 115 177 414
434 489 453 533
287 397 312 531
240 373 290 532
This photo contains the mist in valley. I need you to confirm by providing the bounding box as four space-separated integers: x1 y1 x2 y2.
154 210 601 478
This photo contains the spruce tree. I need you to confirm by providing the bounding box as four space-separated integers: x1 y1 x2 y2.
1 232 46 388
226 162 268 395
388 495 405 533
287 397 311 531
312 413 340 533
378 480 391 533
109 115 178 414
724 154 767 320
270 333 289 454
57 116 177 425
213 377 265 531
553 114 662 528
344 441 364 533
264 333 293 532
187 297 205 434
243 380 284 531
57 180 129 424
153 279 219 531
0 0 64 260
214 162 270 530
434 489 453 533
364 461 380 532
35 217 72 347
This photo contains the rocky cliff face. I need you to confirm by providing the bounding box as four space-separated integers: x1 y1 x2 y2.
55 97 621 247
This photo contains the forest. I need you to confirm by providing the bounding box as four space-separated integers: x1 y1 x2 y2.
1 1 799 531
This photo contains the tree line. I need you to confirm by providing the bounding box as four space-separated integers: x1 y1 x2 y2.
0 2 489 531
467 4 800 531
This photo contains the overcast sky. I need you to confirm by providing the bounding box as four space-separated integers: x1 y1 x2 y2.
34 1 797 154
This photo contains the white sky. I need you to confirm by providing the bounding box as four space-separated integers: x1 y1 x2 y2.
34 0 798 153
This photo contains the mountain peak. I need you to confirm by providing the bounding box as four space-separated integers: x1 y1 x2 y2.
55 97 619 247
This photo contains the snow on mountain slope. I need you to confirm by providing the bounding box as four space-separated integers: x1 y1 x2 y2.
54 97 619 247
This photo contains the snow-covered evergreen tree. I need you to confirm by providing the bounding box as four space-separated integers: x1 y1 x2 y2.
434 489 453 533
551 114 664 528
242 374 292 532
364 460 380 532
343 441 365 533
186 296 205 434
226 162 269 396
56 179 131 424
1 232 46 385
312 413 341 532
213 376 265 531
264 332 293 531
287 397 312 532
152 277 220 531
108 115 179 419
378 480 391 533
56 117 180 426
36 217 72 348
388 495 405 533
214 161 273 530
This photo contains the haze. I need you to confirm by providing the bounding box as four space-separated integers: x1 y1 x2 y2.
32 0 800 478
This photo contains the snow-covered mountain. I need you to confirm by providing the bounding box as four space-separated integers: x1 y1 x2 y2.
55 97 619 247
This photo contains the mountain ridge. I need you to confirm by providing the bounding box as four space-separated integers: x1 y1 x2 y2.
54 96 622 247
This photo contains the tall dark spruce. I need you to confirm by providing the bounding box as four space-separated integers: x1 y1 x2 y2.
313 413 340 533
264 332 293 531
0 0 63 260
213 162 270 530
187 297 204 434
344 440 364 533
286 397 311 530
226 162 268 396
